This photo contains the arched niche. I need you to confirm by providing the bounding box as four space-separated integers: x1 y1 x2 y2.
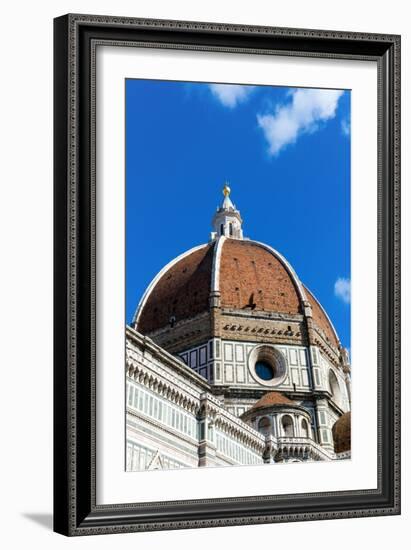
257 416 272 436
281 414 294 437
301 417 309 438
329 369 342 406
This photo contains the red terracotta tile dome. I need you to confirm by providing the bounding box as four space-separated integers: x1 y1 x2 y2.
332 412 351 453
219 239 301 315
136 243 215 334
250 391 294 410
134 236 340 351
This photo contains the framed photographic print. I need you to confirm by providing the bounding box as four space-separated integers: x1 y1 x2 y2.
53 14 401 536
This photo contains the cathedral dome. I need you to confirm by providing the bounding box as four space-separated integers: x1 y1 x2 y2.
332 412 351 453
135 237 339 348
134 185 340 352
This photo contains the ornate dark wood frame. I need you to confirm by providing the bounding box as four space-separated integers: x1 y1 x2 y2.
53 13 401 536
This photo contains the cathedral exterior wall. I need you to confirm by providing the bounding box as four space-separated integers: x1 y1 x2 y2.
126 327 341 468
179 338 314 418
174 337 351 455
315 348 351 412
180 338 311 389
126 328 266 471
126 381 200 469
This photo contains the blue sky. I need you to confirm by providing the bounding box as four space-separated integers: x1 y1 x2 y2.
126 79 351 349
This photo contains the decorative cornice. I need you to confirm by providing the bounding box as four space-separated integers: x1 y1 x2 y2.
126 362 201 415
127 326 211 390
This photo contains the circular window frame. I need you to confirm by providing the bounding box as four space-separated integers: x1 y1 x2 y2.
248 344 287 387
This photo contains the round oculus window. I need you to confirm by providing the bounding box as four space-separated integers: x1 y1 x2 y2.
248 344 287 387
255 360 275 381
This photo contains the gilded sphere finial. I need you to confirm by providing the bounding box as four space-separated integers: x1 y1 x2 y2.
223 182 231 197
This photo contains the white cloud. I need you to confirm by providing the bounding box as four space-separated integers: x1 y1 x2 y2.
209 84 254 108
334 277 351 304
341 118 350 136
257 88 344 156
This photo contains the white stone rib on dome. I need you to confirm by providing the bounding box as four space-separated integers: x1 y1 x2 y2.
304 284 341 346
210 235 226 293
132 243 208 325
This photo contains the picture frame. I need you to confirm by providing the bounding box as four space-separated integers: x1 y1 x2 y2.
53 13 401 536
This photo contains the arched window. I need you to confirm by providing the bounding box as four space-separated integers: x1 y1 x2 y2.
281 415 294 437
258 416 271 436
301 418 309 438
220 223 224 235
229 222 233 236
329 369 341 405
